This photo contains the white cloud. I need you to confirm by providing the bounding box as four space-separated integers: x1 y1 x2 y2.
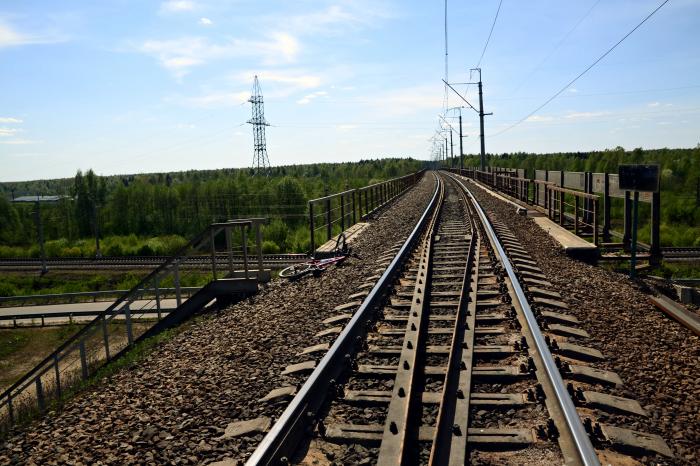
0 117 22 124
199 17 212 26
182 91 250 108
160 1 196 13
336 124 357 131
296 90 328 105
138 33 301 78
0 127 19 136
278 2 392 35
648 101 661 107
526 115 554 123
368 85 444 116
564 111 608 120
0 22 64 48
0 138 39 145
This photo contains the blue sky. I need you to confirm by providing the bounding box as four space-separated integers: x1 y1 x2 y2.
1 0 698 181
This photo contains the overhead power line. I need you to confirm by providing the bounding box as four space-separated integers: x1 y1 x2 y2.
510 0 602 95
476 0 504 68
492 0 671 138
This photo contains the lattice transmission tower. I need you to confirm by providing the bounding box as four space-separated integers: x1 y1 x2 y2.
247 75 271 175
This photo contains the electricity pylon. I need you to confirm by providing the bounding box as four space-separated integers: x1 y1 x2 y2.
248 75 271 175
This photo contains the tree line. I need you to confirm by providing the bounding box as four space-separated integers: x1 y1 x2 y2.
0 158 424 256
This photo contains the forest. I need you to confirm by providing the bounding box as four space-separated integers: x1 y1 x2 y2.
1 147 698 260
457 146 700 247
0 158 424 257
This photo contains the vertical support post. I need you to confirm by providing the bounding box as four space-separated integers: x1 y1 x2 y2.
226 227 234 275
367 187 371 213
174 262 181 307
325 194 332 242
544 171 549 209
154 277 162 319
34 200 47 275
650 190 661 263
309 202 315 254
7 396 14 424
36 378 45 412
340 193 345 232
593 199 599 246
623 191 632 249
559 190 564 225
574 195 580 235
242 226 249 280
630 191 640 278
255 222 264 279
125 304 133 346
352 190 357 225
210 228 217 281
54 355 62 399
603 173 611 241
101 315 110 360
79 340 89 380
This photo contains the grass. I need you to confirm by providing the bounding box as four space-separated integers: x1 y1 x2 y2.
0 321 187 436
0 269 213 299
0 324 83 391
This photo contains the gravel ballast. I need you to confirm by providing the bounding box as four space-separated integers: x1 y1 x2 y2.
466 179 699 466
0 175 437 466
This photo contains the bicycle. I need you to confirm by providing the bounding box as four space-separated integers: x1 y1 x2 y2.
279 233 350 280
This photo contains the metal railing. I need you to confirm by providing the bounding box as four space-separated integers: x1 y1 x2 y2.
0 218 266 434
0 287 200 307
308 171 424 252
451 169 600 246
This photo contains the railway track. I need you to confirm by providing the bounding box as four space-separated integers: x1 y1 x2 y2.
244 173 671 465
0 253 307 270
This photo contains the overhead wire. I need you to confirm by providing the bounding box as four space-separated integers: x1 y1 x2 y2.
509 0 602 95
476 0 504 68
490 0 672 138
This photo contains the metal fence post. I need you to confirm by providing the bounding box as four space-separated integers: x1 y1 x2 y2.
340 193 345 232
242 226 249 280
210 228 217 281
154 277 162 319
36 378 45 412
102 315 110 360
352 190 357 225
593 199 599 246
309 202 315 254
79 340 89 379
255 222 264 278
325 196 331 242
623 191 632 249
650 191 661 263
54 355 62 399
224 226 233 275
559 190 564 225
603 173 611 241
174 262 181 307
125 304 133 346
574 195 580 235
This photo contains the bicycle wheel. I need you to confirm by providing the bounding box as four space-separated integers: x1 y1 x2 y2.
279 263 315 279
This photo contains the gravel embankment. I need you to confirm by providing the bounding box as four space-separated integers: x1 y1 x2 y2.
0 175 437 466
466 179 699 466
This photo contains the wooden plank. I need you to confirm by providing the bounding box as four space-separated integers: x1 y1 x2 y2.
649 295 700 337
316 222 370 253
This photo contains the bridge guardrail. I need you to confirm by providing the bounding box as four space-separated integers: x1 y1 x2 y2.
308 170 425 252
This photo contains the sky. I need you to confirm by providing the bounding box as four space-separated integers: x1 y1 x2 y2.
1 0 699 182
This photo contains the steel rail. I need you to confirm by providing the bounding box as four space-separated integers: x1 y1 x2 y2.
246 174 442 466
448 173 600 466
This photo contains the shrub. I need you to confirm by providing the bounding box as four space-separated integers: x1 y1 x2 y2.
261 240 280 254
